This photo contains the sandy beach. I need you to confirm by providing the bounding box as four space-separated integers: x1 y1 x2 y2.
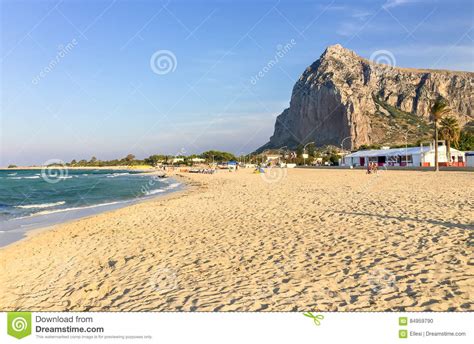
0 168 472 311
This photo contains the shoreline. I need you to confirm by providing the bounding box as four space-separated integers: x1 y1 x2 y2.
0 166 157 170
0 173 190 248
0 169 472 311
1 182 193 252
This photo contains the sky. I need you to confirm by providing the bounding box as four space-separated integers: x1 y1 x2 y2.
1 0 473 166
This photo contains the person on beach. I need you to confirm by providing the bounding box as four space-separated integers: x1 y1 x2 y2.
367 162 378 174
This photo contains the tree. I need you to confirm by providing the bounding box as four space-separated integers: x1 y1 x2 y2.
439 116 460 163
296 145 304 158
455 129 474 151
145 155 165 166
329 154 340 165
71 159 77 165
200 150 236 163
124 154 136 163
357 144 381 150
307 143 316 158
90 156 98 165
430 97 451 171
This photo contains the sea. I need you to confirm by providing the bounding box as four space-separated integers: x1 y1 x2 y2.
0 169 181 247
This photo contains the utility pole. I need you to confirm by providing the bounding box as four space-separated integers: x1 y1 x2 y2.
303 142 314 166
340 136 351 166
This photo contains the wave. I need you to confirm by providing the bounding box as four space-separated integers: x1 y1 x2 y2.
106 172 130 178
8 176 41 180
166 183 181 189
31 201 125 216
16 201 66 209
7 173 17 176
145 189 166 196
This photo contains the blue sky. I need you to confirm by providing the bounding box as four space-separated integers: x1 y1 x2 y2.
1 0 473 165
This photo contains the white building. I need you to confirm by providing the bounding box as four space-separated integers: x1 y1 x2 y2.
466 152 474 167
172 157 185 164
265 154 282 163
343 142 465 167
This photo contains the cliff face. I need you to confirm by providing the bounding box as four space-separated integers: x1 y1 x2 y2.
259 44 473 150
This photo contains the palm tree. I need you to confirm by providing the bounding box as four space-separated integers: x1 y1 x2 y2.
430 98 451 171
440 116 460 164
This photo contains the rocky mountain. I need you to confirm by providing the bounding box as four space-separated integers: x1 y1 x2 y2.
258 44 473 151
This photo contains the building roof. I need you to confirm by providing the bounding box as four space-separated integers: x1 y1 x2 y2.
345 145 465 159
345 146 431 158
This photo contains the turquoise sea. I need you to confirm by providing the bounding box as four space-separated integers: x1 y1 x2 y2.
0 169 181 246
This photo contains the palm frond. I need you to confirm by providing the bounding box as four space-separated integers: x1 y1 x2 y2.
430 98 451 121
440 116 460 143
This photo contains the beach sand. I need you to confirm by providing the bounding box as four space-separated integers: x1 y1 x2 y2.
0 168 472 311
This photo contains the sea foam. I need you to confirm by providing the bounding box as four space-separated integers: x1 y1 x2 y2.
16 201 66 209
